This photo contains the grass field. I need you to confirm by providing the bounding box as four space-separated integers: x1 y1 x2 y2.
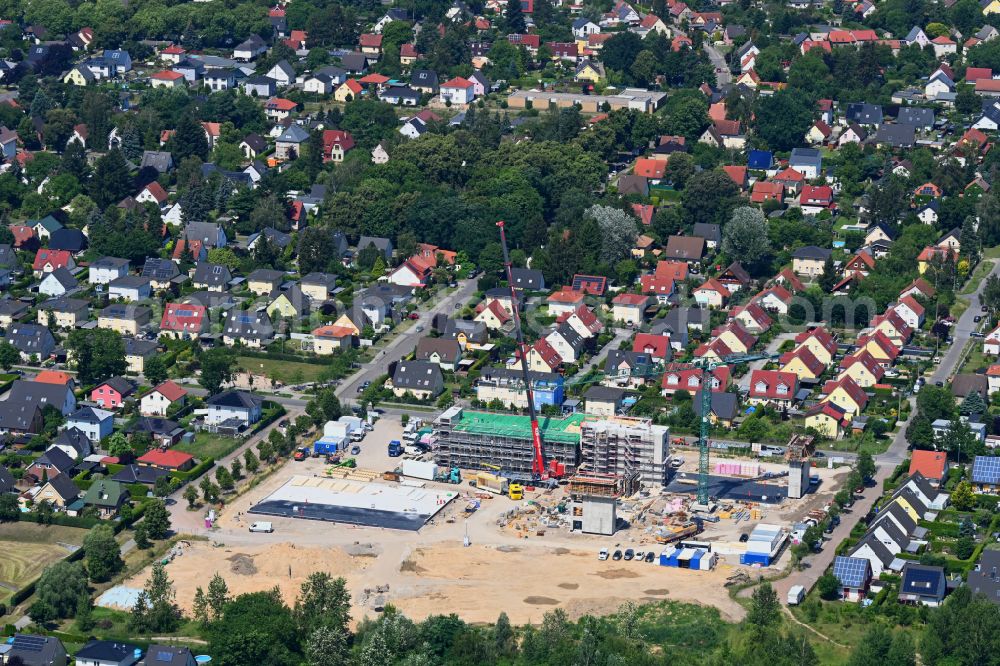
0 523 88 603
175 431 243 461
237 356 331 385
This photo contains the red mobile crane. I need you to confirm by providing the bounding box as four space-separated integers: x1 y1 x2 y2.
496 221 563 480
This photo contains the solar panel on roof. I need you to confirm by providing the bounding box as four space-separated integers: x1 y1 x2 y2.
833 555 868 588
13 635 47 651
174 308 194 317
973 456 1000 484
156 650 175 661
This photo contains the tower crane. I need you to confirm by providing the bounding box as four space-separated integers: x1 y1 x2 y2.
691 352 772 505
496 221 563 479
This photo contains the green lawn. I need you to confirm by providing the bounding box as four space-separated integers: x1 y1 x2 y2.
960 343 992 375
237 356 331 385
175 431 243 461
961 260 993 295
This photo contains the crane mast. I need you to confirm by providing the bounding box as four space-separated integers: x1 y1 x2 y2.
496 221 547 478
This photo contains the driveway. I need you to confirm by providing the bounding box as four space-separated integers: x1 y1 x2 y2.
703 43 732 85
570 327 632 381
336 279 479 401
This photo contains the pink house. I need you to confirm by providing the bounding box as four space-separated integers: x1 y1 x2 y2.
91 377 135 409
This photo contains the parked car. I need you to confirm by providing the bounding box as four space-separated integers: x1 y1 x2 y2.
633 551 645 563
612 550 623 561
408 312 420 320
623 548 634 561
644 552 655 562
350 445 361 455
975 315 982 323
598 548 609 561
739 533 750 543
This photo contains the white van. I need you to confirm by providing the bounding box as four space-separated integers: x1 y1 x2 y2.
787 585 805 605
249 522 274 533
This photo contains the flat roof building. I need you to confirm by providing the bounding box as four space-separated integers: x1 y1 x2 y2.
507 87 667 113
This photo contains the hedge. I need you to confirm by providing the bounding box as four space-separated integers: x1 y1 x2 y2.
13 512 101 529
170 457 216 482
249 403 286 437
919 519 960 538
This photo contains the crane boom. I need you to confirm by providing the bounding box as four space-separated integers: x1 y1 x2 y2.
496 221 547 478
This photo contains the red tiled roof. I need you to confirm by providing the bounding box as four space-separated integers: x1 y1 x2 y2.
821 375 868 409
359 33 383 47
633 333 671 359
751 181 784 203
780 346 824 376
151 70 185 81
774 167 805 182
313 324 356 339
34 370 72 386
634 157 667 179
612 293 648 306
143 181 168 203
531 337 562 368
138 448 194 469
696 277 731 297
748 369 798 400
857 330 899 360
806 401 847 423
160 302 207 332
966 66 992 82
839 350 884 379
548 287 585 304
152 380 187 402
265 97 298 111
909 450 947 480
33 249 72 271
723 165 747 187
442 76 475 89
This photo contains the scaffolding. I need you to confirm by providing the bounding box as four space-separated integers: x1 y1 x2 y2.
579 416 670 489
568 471 636 498
433 406 581 478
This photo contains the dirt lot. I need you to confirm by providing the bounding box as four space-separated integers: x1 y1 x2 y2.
126 538 745 626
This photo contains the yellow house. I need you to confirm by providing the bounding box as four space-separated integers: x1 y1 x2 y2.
25 479 79 509
312 325 353 355
837 352 882 388
821 377 868 417
984 0 1000 15
780 347 824 380
266 292 306 319
574 60 606 83
335 80 363 102
63 65 94 86
792 328 837 365
475 300 512 331
332 312 363 335
246 269 283 296
884 496 921 523
714 323 755 355
804 402 845 439
97 305 152 336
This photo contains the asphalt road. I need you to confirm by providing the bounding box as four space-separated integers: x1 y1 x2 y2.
773 260 999 601
703 43 732 86
335 278 479 402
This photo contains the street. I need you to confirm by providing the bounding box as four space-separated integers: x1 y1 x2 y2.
772 260 999 601
703 43 732 86
335 278 479 401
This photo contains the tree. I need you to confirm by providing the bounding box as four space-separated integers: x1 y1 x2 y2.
956 535 975 560
684 170 739 226
207 572 231 620
0 493 18 521
297 227 337 274
66 329 126 384
31 561 88 621
91 149 132 208
244 449 260 473
84 524 123 582
956 84 980 116
504 0 526 34
601 32 644 73
819 254 837 292
106 432 135 459
183 485 199 508
295 572 351 636
144 355 169 386
194 586 210 626
231 458 243 480
630 50 659 86
585 205 639 265
131 562 182 633
664 153 695 189
857 451 876 481
961 390 988 416
143 499 171 540
305 625 350 666
746 582 780 629
0 340 19 370
215 466 235 491
952 480 976 510
817 572 840 600
172 114 210 161
754 91 815 152
721 207 771 271
199 348 236 395
75 593 94 632
210 589 299 666
134 522 152 550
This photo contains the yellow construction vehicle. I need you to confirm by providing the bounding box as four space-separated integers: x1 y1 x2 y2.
508 483 524 500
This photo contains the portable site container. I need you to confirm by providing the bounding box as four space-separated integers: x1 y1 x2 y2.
659 547 680 566
677 548 695 568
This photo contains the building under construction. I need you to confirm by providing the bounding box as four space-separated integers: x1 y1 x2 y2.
433 406 582 478
567 472 629 535
579 416 671 488
785 434 815 499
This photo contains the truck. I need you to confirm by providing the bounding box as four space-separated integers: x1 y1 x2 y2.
249 522 273 533
508 483 524 500
473 472 509 495
401 459 438 481
787 585 805 606
387 440 403 457
654 522 701 544
313 438 341 457
435 467 461 484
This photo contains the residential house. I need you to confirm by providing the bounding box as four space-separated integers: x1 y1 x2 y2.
898 563 947 606
159 303 207 340
387 360 444 400
88 256 129 285
205 390 263 428
821 376 869 416
92 377 135 409
108 276 152 302
415 338 462 371
37 297 88 329
124 338 158 374
140 381 187 417
789 147 822 178
791 246 832 278
747 369 799 408
39 268 79 298
137 448 195 472
6 323 56 361
611 293 648 325
805 401 848 439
